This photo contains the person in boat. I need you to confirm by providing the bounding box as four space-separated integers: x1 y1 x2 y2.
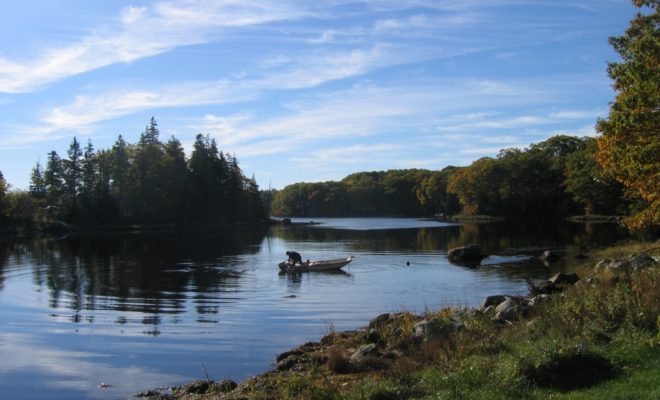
286 251 303 265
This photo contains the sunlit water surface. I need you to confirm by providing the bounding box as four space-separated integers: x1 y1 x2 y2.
0 219 625 399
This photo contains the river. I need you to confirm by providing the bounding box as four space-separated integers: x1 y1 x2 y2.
0 218 626 399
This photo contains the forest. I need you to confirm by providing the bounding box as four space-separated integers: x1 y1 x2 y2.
0 0 657 232
0 118 267 229
268 135 642 221
269 0 658 232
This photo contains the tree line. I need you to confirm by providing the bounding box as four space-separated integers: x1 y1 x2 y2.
268 135 640 220
271 0 658 230
0 118 266 228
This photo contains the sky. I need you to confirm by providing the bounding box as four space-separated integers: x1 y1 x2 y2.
0 0 640 191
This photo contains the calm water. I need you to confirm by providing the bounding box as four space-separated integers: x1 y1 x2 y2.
0 218 625 399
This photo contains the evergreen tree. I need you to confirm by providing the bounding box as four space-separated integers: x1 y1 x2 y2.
44 150 64 205
0 171 7 218
162 136 189 222
134 118 165 221
30 162 47 199
110 135 130 219
64 137 83 219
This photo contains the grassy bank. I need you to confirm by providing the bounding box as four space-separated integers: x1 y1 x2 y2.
141 242 660 400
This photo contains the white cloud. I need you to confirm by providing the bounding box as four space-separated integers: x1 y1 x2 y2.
45 81 242 126
548 110 602 119
186 78 552 165
553 124 598 137
0 333 182 396
120 6 149 24
256 45 389 89
0 1 310 93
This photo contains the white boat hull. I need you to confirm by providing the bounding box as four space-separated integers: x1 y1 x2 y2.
278 256 354 272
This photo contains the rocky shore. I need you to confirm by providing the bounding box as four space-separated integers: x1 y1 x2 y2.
135 244 660 400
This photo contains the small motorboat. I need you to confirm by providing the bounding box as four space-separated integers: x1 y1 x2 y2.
278 256 355 272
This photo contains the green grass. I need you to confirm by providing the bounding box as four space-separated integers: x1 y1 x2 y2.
179 243 660 400
338 246 660 400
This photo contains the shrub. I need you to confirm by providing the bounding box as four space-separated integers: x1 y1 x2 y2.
520 344 616 390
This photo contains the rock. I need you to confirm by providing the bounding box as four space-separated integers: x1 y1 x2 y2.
548 272 579 286
448 244 487 265
493 298 522 322
540 250 560 264
366 328 381 343
495 298 516 314
607 260 629 273
480 295 507 310
494 306 520 322
184 380 210 394
216 379 238 393
412 318 457 341
368 313 395 330
276 355 305 371
526 277 562 295
528 294 551 307
630 253 657 270
350 343 378 362
134 389 162 398
594 259 609 272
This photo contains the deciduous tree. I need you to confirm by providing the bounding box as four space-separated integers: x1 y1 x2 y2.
596 0 660 229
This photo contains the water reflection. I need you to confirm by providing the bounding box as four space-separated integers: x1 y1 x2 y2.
0 221 626 322
271 220 626 256
0 220 628 400
0 227 268 321
0 332 183 399
279 269 352 287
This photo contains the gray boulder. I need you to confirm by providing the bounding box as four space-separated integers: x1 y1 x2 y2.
495 298 516 314
412 319 456 341
448 244 487 265
528 294 551 307
350 343 378 362
493 298 522 322
630 253 657 270
480 295 507 310
494 306 521 323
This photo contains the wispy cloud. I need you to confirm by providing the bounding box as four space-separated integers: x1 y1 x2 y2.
0 1 309 93
23 46 389 138
255 45 390 89
553 124 599 137
436 107 602 133
187 78 554 162
38 80 251 134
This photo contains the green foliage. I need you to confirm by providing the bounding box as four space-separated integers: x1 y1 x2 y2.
8 118 266 228
446 136 624 218
271 169 460 217
271 135 631 219
0 171 7 220
519 344 616 390
596 0 660 230
564 138 626 214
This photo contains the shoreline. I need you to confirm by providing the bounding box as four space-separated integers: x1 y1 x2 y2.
135 241 660 400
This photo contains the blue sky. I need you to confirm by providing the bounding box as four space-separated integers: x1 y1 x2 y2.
0 0 638 190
